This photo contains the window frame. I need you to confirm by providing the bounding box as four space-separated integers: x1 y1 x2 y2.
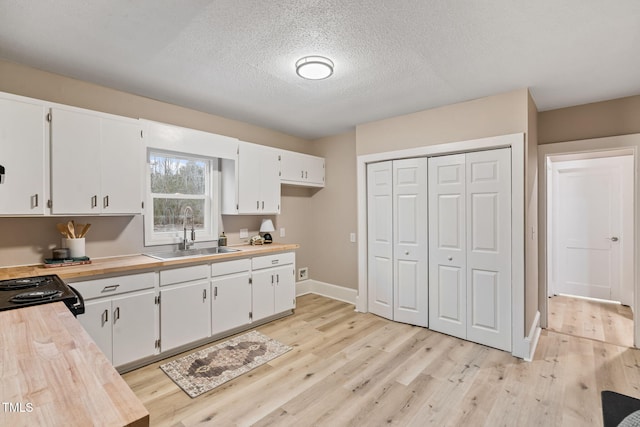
144 149 219 247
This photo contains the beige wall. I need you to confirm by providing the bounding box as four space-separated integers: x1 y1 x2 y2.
526 90 539 335
356 89 528 155
0 60 317 268
538 95 640 144
307 131 358 289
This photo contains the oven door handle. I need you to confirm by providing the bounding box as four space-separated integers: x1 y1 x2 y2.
68 285 85 316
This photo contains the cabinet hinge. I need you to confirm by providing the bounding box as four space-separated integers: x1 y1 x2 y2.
249 311 253 321
47 199 52 209
46 112 52 122
155 295 160 304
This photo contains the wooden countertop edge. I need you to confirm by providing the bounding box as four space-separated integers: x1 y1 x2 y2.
0 243 300 280
0 302 149 426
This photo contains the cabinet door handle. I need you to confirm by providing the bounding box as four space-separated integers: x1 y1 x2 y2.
305 171 308 179
271 274 274 284
114 307 120 322
301 170 304 178
103 195 109 208
214 286 218 299
262 201 264 209
257 200 260 210
32 194 39 208
102 309 108 325
203 289 207 301
276 274 280 284
91 195 98 208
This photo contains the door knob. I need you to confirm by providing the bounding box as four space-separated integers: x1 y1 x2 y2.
608 236 619 242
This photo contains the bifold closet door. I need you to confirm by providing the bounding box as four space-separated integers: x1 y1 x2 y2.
428 154 467 338
367 159 428 326
367 161 394 319
428 149 511 351
393 158 428 327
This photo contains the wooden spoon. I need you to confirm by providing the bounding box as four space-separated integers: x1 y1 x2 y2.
56 223 69 238
67 220 75 239
78 223 91 238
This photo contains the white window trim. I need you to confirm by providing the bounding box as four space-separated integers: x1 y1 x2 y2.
143 150 219 247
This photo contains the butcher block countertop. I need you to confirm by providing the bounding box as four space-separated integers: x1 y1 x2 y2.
0 302 149 427
0 243 300 281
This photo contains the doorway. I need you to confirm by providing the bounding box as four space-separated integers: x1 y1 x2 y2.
539 139 638 348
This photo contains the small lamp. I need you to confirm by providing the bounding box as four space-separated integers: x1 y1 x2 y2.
260 219 275 244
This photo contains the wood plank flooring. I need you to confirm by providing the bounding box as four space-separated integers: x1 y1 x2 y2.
123 294 640 426
548 295 633 347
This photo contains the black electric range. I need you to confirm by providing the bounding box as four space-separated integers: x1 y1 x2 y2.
0 275 84 316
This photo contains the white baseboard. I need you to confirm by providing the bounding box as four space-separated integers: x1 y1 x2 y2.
523 310 541 362
296 279 357 305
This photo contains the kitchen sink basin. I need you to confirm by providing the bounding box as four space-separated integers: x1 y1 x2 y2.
144 246 240 261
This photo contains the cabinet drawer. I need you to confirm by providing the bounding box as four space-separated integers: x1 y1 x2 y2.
72 272 155 300
160 264 209 286
251 252 295 270
211 258 251 277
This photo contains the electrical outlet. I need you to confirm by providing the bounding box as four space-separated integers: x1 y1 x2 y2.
280 227 285 237
298 267 308 281
350 232 356 243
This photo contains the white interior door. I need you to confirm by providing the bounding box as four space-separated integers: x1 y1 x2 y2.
393 158 428 326
428 154 466 339
367 161 394 320
465 149 512 351
552 156 633 304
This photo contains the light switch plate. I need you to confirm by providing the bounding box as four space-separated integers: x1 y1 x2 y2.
280 227 285 237
239 228 248 239
350 232 356 243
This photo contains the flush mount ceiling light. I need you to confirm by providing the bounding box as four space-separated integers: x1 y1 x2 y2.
295 56 334 80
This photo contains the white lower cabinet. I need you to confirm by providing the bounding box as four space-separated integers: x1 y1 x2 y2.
251 253 296 322
159 264 210 352
211 259 251 335
75 272 156 367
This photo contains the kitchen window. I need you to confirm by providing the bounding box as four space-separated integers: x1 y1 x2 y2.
144 150 218 246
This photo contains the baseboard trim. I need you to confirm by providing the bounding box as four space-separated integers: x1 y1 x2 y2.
296 279 357 305
523 310 541 362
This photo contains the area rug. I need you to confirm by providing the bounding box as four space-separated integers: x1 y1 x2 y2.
160 330 291 398
602 390 640 427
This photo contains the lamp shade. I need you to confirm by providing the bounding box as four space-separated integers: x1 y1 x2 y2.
260 219 275 233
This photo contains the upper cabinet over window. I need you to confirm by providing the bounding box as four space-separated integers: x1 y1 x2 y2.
280 150 325 187
222 142 281 215
50 106 143 215
0 94 47 215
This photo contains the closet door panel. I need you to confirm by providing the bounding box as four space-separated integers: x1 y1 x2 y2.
393 158 428 326
466 148 511 351
367 162 394 320
428 154 466 338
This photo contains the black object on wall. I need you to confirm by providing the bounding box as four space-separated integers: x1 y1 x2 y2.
0 165 5 184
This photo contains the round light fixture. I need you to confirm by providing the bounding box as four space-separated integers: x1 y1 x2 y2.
295 56 334 80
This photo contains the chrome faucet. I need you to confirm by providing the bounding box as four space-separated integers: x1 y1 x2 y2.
180 205 195 250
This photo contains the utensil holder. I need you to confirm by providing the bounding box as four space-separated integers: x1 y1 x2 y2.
63 238 85 258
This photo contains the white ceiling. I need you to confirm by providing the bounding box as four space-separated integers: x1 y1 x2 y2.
1 1 639 140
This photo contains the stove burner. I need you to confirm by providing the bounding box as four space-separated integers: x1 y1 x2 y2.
10 289 63 303
0 276 49 290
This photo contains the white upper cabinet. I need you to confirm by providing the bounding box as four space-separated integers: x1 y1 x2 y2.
280 150 325 187
50 106 142 215
0 95 47 215
222 141 281 215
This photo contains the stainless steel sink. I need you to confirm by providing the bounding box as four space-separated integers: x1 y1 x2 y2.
144 246 240 260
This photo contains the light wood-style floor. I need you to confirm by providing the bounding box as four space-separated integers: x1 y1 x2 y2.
123 294 640 426
548 294 634 348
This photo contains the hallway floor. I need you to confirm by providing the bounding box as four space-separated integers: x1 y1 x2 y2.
548 294 634 348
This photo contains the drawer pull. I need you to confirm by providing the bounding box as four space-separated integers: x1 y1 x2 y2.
271 259 278 265
102 284 120 292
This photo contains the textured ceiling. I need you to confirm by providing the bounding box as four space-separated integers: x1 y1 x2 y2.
1 0 639 139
